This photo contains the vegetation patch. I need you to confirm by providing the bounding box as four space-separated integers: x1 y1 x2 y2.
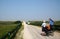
0 21 22 39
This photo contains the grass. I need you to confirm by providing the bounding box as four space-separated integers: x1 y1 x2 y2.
29 21 60 25
0 21 18 38
54 21 60 25
28 21 42 26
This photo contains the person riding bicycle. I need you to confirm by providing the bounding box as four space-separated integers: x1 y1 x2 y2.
41 20 51 36
41 20 48 35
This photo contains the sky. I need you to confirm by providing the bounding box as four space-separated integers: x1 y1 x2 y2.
0 0 60 21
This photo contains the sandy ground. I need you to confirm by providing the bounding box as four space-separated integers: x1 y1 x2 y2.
14 29 24 39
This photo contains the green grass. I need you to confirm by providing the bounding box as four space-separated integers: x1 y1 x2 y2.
54 21 60 25
29 21 42 26
29 21 60 25
0 21 18 38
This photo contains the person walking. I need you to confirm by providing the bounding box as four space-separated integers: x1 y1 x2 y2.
49 18 54 32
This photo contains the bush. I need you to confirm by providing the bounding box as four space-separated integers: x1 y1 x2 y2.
14 21 22 24
29 21 43 26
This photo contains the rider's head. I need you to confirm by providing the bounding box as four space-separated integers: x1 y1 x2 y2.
43 20 46 23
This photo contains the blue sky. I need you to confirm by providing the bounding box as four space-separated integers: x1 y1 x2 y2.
0 0 60 21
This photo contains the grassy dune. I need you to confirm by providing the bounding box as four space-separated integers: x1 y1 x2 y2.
0 21 18 38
